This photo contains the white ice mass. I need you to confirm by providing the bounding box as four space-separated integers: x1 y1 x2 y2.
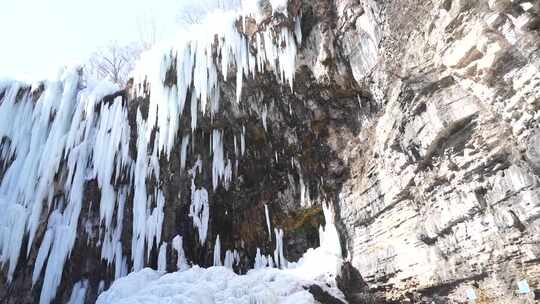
96 208 345 304
0 1 344 303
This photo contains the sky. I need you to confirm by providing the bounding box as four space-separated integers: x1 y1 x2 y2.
0 0 184 81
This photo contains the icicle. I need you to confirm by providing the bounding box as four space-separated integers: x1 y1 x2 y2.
145 190 165 259
172 235 188 271
297 164 311 207
233 135 238 157
189 160 209 244
190 187 209 244
264 204 271 240
66 280 88 304
241 125 246 156
39 216 79 304
190 91 198 132
224 251 232 269
299 173 308 207
213 235 222 266
320 204 342 257
119 256 128 279
180 134 190 170
211 129 225 190
294 16 303 44
158 242 167 272
132 112 149 272
254 248 268 269
223 159 232 190
1 204 27 282
224 250 236 269
262 104 268 132
267 255 274 268
97 280 105 295
273 228 287 269
32 229 53 285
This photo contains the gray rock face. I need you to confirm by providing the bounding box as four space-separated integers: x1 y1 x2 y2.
331 0 540 302
0 0 539 303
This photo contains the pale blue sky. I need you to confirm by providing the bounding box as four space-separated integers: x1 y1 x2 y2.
0 0 183 81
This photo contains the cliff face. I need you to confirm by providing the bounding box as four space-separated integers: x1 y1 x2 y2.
0 0 539 303
333 0 540 302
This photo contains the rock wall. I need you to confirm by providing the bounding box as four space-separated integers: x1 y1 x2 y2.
331 0 540 302
1 0 539 303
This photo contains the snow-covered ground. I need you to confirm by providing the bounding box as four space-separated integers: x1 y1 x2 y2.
97 207 345 304
97 266 317 304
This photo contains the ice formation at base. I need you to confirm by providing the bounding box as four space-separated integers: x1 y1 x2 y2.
97 266 315 304
96 206 344 304
0 0 308 303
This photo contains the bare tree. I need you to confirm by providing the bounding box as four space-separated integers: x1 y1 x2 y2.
86 42 142 86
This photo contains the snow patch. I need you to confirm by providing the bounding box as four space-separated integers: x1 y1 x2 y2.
97 205 345 304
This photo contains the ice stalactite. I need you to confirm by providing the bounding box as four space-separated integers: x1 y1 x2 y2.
32 227 53 285
131 113 149 273
67 280 89 304
224 250 234 269
158 243 167 272
0 202 26 282
101 186 129 280
254 248 269 269
299 171 311 207
273 228 288 269
262 104 268 132
97 280 105 296
223 158 233 190
293 159 311 208
213 235 222 266
145 190 165 260
265 204 272 239
319 204 342 257
223 250 239 269
211 129 225 190
172 235 189 271
241 125 246 156
209 129 233 192
180 134 190 170
189 160 210 244
130 107 169 273
268 255 275 268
